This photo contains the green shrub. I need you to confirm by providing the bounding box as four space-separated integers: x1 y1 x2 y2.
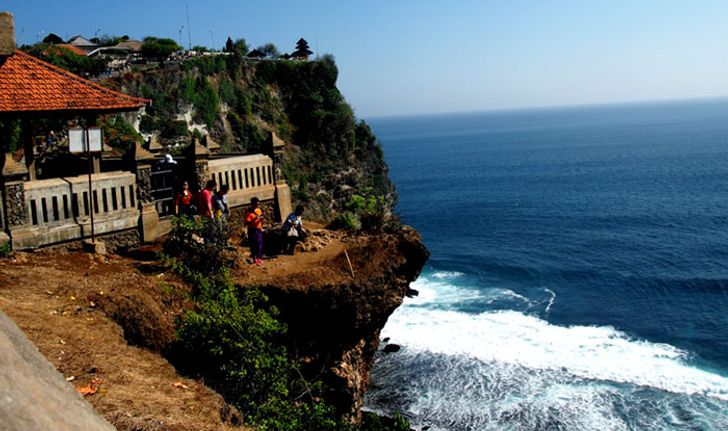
344 190 388 232
0 119 21 153
0 241 12 257
138 115 158 133
176 280 290 416
25 43 106 76
161 120 189 139
103 117 143 152
329 211 361 232
163 216 236 279
141 37 181 59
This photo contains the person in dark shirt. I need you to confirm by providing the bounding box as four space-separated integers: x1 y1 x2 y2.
213 185 230 220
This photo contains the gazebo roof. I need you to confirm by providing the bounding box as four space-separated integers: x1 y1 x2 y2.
0 50 149 114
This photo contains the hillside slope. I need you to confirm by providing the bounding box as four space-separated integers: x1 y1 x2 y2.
106 55 394 219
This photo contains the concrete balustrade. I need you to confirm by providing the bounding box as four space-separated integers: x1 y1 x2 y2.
11 171 138 249
208 154 277 208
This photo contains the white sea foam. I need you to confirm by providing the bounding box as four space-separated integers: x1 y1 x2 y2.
543 287 557 314
431 271 465 280
383 275 728 402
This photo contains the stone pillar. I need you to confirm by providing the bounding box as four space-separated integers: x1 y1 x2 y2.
267 132 292 222
1 153 29 247
0 12 15 57
133 143 163 243
203 135 221 153
186 137 210 191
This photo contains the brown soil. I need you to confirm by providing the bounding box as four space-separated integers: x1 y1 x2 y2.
234 229 354 289
0 226 368 431
0 249 245 431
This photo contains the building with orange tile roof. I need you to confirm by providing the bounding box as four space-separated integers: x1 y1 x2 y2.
0 49 149 115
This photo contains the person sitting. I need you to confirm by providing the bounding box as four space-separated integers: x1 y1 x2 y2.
175 180 196 217
282 205 306 255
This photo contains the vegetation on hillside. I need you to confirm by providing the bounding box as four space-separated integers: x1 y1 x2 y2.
23 44 106 76
113 53 394 219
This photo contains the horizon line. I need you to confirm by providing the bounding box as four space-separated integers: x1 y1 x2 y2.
362 95 728 121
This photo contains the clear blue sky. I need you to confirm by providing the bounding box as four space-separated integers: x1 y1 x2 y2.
4 0 728 117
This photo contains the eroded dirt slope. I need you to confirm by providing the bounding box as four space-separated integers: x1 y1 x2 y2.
0 250 244 431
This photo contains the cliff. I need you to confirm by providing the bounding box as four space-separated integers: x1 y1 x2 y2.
105 55 395 219
0 226 428 429
237 226 429 421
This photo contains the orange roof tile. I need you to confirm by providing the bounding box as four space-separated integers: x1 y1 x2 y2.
0 50 149 114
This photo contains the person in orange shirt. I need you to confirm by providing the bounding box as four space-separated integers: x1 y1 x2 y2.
244 197 264 266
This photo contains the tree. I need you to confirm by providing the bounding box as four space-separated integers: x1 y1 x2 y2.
141 37 182 59
257 43 280 59
42 33 64 44
224 36 234 53
292 37 313 60
25 44 106 77
232 38 248 57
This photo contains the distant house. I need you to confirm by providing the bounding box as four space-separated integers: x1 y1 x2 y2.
86 40 143 58
67 35 98 54
114 39 143 52
246 48 265 59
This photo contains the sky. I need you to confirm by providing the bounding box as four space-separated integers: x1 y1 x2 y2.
3 0 728 117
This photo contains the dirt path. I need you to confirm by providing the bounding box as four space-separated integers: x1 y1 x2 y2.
234 230 350 288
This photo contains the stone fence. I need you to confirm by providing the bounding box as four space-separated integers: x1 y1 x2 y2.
1 137 292 250
9 172 138 249
208 154 276 208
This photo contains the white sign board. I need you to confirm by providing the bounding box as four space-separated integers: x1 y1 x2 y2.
69 128 103 153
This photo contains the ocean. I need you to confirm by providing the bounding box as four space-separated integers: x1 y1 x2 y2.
365 99 728 430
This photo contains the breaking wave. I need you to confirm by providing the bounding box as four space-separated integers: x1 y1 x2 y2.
365 273 728 430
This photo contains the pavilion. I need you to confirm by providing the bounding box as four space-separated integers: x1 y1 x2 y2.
0 12 149 247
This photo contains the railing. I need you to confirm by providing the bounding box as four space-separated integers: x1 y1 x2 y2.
13 171 138 248
150 167 177 217
208 154 276 208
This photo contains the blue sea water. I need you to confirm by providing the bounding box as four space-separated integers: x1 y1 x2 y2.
365 99 728 430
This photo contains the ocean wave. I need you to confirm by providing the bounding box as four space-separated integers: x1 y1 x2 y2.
410 274 533 308
367 351 728 430
430 271 465 280
380 306 728 401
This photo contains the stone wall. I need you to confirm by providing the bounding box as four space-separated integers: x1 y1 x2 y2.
3 182 25 228
208 154 278 209
10 171 138 249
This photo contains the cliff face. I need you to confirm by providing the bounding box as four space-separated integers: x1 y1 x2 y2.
253 227 429 421
106 56 395 219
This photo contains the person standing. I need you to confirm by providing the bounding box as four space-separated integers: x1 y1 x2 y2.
213 185 230 220
175 180 196 217
244 197 264 266
198 179 216 220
